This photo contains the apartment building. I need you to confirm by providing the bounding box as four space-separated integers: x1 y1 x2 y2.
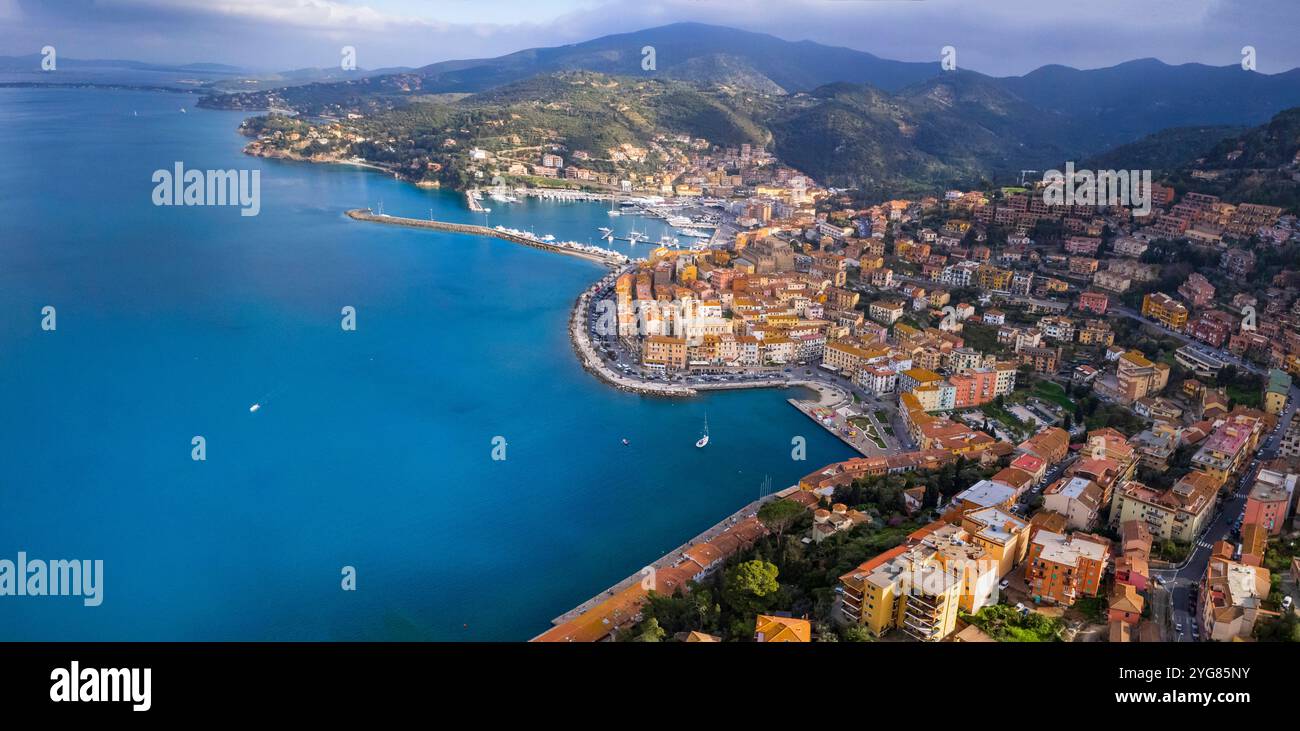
1264 369 1291 416
1016 427 1071 466
1077 290 1109 315
960 506 1031 578
1142 292 1189 330
1244 469 1297 535
1191 412 1267 487
869 299 906 325
642 335 688 371
838 523 999 640
1043 477 1105 530
1199 546 1271 642
1077 319 1115 347
1108 471 1219 544
1178 273 1216 308
1025 531 1110 606
1114 349 1170 404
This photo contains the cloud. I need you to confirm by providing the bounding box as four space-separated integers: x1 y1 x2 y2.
1 0 1298 74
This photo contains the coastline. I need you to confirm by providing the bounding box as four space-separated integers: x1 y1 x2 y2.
348 191 869 641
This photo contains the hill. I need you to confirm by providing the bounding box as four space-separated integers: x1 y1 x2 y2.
1080 125 1246 172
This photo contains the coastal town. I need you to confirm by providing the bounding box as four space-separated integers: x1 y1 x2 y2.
478 130 1300 644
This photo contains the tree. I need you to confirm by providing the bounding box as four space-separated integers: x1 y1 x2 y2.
840 625 875 642
758 499 806 543
722 559 780 616
630 617 665 642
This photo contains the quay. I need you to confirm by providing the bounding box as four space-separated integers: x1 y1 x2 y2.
345 208 628 267
534 484 797 641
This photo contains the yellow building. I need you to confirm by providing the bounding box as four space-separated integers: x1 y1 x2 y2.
838 523 998 640
1264 369 1291 416
1141 292 1189 330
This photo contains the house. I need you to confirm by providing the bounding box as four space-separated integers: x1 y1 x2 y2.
1114 554 1150 592
1043 476 1104 530
754 614 812 642
1108 583 1145 625
1120 520 1153 562
1016 427 1071 466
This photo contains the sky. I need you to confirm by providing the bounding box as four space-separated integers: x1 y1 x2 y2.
2 0 1299 76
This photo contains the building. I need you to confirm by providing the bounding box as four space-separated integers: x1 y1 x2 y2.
1043 477 1105 530
951 480 1017 511
754 614 812 642
642 335 687 371
1199 545 1270 642
1191 411 1266 487
1244 469 1297 535
1264 369 1292 416
1077 290 1109 315
1077 319 1115 347
1187 310 1237 348
869 300 905 325
959 506 1031 578
1016 427 1071 466
838 522 999 640
1177 273 1216 308
1174 345 1227 379
1114 350 1170 404
1025 531 1110 606
1141 292 1189 330
1109 583 1145 626
1019 345 1061 374
1108 472 1218 544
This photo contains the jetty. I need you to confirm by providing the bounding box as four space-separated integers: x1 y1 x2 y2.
346 208 628 267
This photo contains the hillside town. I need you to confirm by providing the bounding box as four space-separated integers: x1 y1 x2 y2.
541 153 1300 643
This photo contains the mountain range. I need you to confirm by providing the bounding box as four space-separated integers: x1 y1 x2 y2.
178 23 1300 191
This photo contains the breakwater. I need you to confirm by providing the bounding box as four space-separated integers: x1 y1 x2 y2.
345 208 629 267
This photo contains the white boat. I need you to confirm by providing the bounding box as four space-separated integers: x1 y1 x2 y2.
597 227 614 238
541 234 556 242
666 215 692 227
249 403 261 413
695 415 709 448
607 209 621 216
678 228 711 238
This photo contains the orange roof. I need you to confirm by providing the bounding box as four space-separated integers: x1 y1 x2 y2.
754 615 812 642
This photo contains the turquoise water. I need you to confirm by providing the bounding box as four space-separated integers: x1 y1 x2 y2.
0 88 855 640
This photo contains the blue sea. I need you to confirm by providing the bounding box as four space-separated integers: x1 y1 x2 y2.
0 87 855 640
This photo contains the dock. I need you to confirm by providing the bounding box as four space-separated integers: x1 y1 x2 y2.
345 208 628 267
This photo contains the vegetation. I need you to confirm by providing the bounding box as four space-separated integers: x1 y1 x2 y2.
621 495 930 641
962 604 1064 642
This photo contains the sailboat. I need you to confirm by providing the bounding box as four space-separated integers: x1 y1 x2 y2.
695 415 709 448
